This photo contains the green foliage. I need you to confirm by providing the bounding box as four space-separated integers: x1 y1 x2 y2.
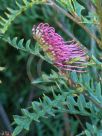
4 36 52 63
12 71 102 135
56 0 85 16
6 37 36 54
0 0 47 34
0 0 102 136
56 0 96 25
12 93 93 135
77 122 102 136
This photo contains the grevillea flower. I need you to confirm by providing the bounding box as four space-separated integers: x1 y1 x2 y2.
32 23 88 72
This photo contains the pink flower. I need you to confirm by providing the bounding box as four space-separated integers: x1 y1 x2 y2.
32 23 88 72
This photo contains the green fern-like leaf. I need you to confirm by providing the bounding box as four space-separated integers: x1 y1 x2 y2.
4 36 46 57
3 36 54 68
77 122 102 136
7 37 35 53
0 0 47 34
12 90 102 136
11 70 102 136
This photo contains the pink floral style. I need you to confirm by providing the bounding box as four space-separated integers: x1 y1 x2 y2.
32 23 88 72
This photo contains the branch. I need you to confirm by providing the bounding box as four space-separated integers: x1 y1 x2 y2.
50 1 102 48
54 19 84 46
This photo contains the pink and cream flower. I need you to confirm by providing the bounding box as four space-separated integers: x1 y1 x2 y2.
32 23 88 72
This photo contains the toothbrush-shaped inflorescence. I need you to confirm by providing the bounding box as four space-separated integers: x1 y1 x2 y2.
32 23 88 72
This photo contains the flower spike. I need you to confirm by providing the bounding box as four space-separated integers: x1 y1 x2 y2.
32 23 88 72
